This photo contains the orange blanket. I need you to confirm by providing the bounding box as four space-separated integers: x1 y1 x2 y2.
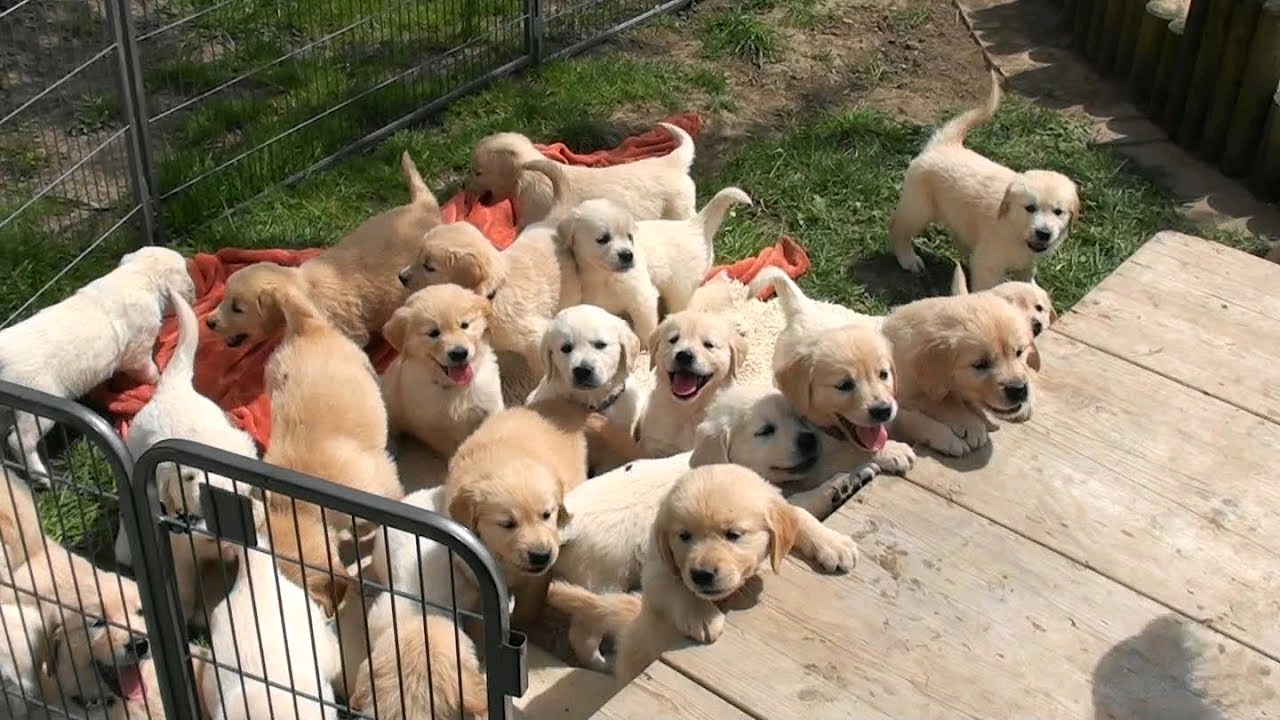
94 113 810 453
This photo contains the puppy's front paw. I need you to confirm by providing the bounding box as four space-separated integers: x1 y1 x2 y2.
810 529 858 574
678 608 727 644
828 463 878 510
946 415 989 451
922 426 969 457
874 441 916 475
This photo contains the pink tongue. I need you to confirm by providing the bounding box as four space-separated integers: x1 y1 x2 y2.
671 373 701 398
856 424 888 452
447 363 474 385
117 664 145 701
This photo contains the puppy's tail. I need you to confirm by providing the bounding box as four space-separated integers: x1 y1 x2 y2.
521 157 571 218
747 266 813 321
401 150 441 216
926 68 1002 151
159 286 200 387
657 122 696 171
692 187 751 264
950 262 970 296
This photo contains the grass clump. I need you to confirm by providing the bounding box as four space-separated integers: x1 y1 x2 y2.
699 8 784 65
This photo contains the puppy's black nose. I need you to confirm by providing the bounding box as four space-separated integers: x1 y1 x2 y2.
617 248 634 268
797 431 818 453
527 550 552 569
1003 380 1029 404
867 402 894 423
572 365 594 383
447 347 469 363
397 268 411 286
674 349 694 367
689 568 717 587
127 636 150 659
205 317 217 330
1034 228 1052 242
1031 318 1044 336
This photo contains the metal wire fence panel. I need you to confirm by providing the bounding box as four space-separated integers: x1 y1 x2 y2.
131 439 527 720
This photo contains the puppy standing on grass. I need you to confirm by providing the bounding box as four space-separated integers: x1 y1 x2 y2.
554 184 753 340
0 246 194 487
887 70 1081 290
206 152 441 349
380 283 504 460
882 292 1036 457
951 261 1056 371
466 122 698 227
614 464 798 684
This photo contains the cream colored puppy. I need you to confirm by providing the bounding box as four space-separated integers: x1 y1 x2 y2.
951 261 1056 371
206 152 441 348
466 123 697 227
1 246 193 486
882 292 1036 457
635 311 746 457
888 71 1081 290
555 187 752 339
748 268 916 476
380 284 504 460
398 214 580 375
615 464 797 683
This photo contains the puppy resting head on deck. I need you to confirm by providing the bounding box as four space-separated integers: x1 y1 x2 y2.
382 283 494 388
951 261 1056 371
398 222 503 301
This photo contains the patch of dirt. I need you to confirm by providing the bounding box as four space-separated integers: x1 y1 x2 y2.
611 0 991 176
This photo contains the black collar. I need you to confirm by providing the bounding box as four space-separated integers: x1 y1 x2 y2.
590 382 626 413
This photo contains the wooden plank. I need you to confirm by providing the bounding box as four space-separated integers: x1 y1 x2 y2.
908 331 1280 656
658 480 1280 719
1058 231 1280 422
514 645 749 720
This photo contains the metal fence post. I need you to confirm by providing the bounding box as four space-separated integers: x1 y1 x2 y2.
102 0 163 247
524 0 544 64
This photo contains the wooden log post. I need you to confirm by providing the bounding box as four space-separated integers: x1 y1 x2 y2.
1176 0 1236 149
1131 0 1183 106
1161 0 1210 135
1086 0 1111 60
1065 0 1079 29
1249 86 1280 201
1074 0 1097 49
1222 0 1280 177
1098 0 1130 73
1115 0 1149 77
1150 12 1187 118
1200 0 1263 163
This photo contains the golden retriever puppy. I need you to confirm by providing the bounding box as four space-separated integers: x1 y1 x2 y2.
615 464 797 683
380 284 504 460
260 492 354 620
444 397 590 628
398 216 580 375
882 292 1036 457
888 71 1081 290
686 270 749 315
206 152 441 348
466 123 697 228
37 614 158 719
748 269 916 476
635 311 746 457
350 593 486 720
951 261 1056 371
1 246 193 486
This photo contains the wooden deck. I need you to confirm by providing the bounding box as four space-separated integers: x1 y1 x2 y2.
513 232 1280 719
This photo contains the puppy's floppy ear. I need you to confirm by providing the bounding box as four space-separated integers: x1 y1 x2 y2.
618 324 641 372
773 352 815 419
446 485 479 530
539 324 560 384
997 182 1016 219
447 249 488 292
1068 187 1083 231
907 336 955 404
647 319 672 371
555 213 579 251
726 324 748 380
382 308 411 352
689 417 731 467
653 518 680 579
39 620 66 677
557 502 572 529
1049 304 1059 324
766 498 798 574
1026 342 1042 373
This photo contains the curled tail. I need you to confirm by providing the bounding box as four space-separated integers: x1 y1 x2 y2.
693 187 751 264
159 287 199 387
400 151 441 216
925 68 1002 151
747 266 813 322
521 157 572 217
950 262 970 296
657 122 696 171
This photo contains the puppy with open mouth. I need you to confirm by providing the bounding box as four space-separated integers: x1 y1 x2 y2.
380 283 504 460
634 310 747 458
882 291 1037 457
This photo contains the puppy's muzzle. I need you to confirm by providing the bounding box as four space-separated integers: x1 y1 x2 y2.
1031 318 1044 336
1002 380 1029 405
797 430 818 454
614 248 634 271
867 401 895 424
447 346 470 363
571 364 598 388
673 349 695 369
1027 228 1053 253
526 549 552 573
397 266 412 286
689 567 718 590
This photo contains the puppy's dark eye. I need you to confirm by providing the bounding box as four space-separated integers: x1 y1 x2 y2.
596 233 610 245
427 328 441 338
1052 208 1063 216
973 357 994 371
724 530 741 541
460 321 470 330
678 531 692 543
230 301 242 314
424 263 436 272
627 233 634 243
1023 203 1036 213
592 340 607 350
755 423 776 437
499 519 517 530
878 369 890 381
560 342 573 354
1015 347 1025 358
541 510 553 521
668 335 679 345
91 617 107 629
836 379 855 392
702 340 715 350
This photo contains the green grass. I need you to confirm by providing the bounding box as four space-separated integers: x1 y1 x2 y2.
698 8 785 65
